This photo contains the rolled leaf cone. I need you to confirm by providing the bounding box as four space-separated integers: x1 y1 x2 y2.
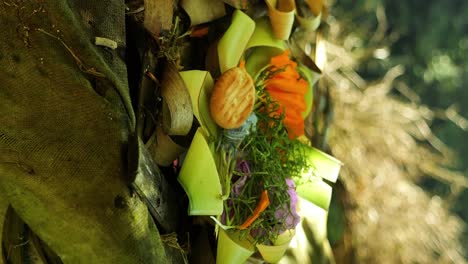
296 197 329 244
245 18 286 77
147 126 186 167
306 147 343 183
178 128 223 215
160 62 194 135
296 11 322 32
218 10 255 73
305 0 323 16
296 179 332 210
245 18 286 51
297 65 319 119
275 229 296 245
245 47 283 78
257 243 291 263
257 229 296 263
265 0 296 40
181 0 226 26
216 229 255 264
180 70 219 138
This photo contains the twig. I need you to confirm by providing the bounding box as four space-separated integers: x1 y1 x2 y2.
36 28 106 78
126 6 144 14
160 233 188 264
7 240 30 261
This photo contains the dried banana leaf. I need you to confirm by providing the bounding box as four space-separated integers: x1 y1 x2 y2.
265 0 296 40
222 0 250 10
305 0 323 16
128 136 181 233
296 11 322 32
144 0 174 37
147 126 186 167
161 62 194 135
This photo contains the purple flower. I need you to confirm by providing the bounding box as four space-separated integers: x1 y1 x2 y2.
250 227 269 242
232 160 251 197
274 178 300 232
222 160 252 224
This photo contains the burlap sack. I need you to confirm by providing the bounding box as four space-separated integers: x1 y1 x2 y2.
0 1 168 263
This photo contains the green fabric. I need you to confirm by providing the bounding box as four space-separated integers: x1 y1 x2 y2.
0 1 167 263
0 194 7 263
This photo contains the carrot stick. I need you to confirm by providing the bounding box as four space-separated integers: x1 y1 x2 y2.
239 59 246 69
270 50 296 68
267 81 308 96
238 190 270 230
267 90 306 111
190 26 209 38
266 79 307 95
264 49 308 139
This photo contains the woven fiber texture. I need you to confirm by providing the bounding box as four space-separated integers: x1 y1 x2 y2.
0 0 167 263
0 193 7 261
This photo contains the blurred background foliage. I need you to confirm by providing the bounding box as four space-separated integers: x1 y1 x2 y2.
332 0 468 225
322 0 468 262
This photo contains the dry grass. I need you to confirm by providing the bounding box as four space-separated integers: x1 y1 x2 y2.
317 3 467 263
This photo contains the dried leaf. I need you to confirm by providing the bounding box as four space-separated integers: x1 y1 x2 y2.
288 37 322 73
305 0 323 17
147 126 186 167
222 0 250 10
160 62 194 135
265 0 295 40
144 0 173 37
296 10 322 32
